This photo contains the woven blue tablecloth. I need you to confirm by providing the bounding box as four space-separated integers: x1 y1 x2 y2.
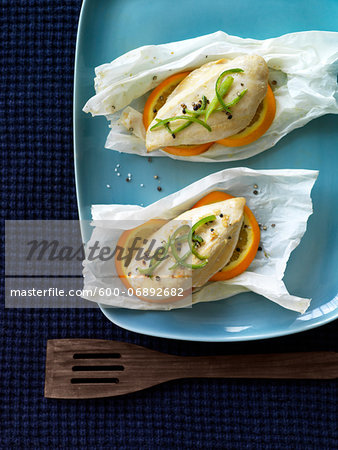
1 1 337 448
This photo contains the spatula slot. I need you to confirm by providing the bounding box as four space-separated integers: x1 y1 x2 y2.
73 353 121 359
71 378 119 384
72 365 124 372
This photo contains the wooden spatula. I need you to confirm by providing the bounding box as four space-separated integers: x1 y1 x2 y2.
44 339 338 399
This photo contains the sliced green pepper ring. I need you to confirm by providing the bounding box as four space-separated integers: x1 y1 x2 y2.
169 223 208 270
188 214 216 260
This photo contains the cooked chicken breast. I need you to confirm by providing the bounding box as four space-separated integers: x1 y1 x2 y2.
126 197 245 298
145 55 268 152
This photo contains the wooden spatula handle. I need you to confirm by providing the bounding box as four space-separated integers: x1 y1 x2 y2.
172 352 338 379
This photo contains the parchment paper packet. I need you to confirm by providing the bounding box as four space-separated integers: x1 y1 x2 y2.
82 168 318 313
83 30 338 162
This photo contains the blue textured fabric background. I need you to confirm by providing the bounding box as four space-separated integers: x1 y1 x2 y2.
1 1 337 448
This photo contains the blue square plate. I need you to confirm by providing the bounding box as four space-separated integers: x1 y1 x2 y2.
74 0 338 341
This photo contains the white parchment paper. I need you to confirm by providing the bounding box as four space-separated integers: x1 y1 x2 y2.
82 168 318 313
83 30 338 162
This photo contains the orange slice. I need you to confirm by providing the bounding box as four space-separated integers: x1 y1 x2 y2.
143 71 214 156
115 219 191 303
192 191 260 280
115 219 166 290
216 84 276 147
